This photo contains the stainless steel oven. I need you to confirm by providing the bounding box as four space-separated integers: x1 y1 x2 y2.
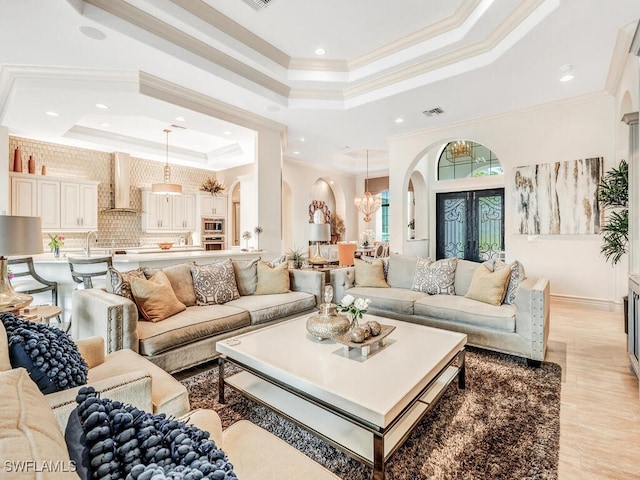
202 217 224 234
202 235 225 250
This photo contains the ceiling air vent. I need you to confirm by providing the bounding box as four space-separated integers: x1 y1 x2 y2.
170 124 186 130
423 107 444 117
240 0 273 11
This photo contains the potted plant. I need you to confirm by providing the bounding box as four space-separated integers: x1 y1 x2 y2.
408 218 415 239
286 245 307 269
598 159 628 330
200 177 226 196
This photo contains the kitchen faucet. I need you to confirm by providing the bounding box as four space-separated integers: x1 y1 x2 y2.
85 231 98 257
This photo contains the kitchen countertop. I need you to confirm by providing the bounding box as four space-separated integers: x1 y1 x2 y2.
29 248 264 264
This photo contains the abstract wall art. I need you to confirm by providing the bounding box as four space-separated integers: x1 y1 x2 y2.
514 157 603 234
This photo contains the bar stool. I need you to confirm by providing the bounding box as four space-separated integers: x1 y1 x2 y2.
9 256 63 328
68 256 113 290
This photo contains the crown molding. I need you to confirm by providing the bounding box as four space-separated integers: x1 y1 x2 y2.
605 22 636 96
287 58 349 72
207 143 244 161
84 0 290 97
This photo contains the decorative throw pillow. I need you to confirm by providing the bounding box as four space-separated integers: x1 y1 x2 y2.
465 264 512 306
232 257 260 296
106 267 145 301
354 259 390 288
191 259 240 305
411 257 457 295
130 271 186 322
483 259 526 305
1 312 88 393
66 386 237 480
255 261 290 295
143 263 196 307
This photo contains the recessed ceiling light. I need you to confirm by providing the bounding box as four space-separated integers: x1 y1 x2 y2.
394 117 404 124
45 111 59 117
95 103 109 109
293 151 300 155
100 123 110 127
175 116 186 122
79 25 106 40
223 131 232 136
300 137 305 142
559 64 574 82
314 48 326 56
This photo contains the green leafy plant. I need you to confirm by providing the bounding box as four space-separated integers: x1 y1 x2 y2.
599 159 628 265
47 234 65 251
408 218 415 229
286 245 307 268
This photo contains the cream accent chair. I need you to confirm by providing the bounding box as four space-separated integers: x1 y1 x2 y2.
0 320 190 430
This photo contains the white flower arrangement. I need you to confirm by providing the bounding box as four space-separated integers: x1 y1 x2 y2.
338 294 371 328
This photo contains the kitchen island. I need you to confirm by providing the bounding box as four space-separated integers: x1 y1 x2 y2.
25 248 266 324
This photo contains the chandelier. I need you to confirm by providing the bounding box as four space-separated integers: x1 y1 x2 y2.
152 129 182 196
354 150 382 222
445 140 474 163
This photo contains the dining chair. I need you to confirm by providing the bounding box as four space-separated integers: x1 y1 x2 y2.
337 243 357 266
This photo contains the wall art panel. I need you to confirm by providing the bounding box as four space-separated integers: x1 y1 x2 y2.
514 157 602 234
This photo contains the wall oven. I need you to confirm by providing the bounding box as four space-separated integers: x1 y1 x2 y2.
202 235 225 251
202 217 224 234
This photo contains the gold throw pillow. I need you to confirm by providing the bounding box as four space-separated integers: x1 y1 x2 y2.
465 265 511 306
130 270 186 322
354 259 390 288
255 261 290 295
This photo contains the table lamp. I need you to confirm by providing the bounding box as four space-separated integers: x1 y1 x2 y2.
0 215 43 308
308 223 331 265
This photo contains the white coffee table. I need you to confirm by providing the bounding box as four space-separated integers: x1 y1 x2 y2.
217 314 467 480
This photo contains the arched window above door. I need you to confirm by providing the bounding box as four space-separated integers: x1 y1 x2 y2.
438 141 503 180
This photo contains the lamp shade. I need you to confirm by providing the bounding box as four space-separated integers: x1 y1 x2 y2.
0 215 43 256
309 223 331 242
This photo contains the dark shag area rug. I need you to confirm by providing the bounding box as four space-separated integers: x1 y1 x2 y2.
181 348 561 480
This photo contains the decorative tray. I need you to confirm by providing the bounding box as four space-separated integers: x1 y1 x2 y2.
333 324 396 356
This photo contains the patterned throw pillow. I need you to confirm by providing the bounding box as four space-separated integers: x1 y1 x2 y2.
411 257 457 295
106 267 145 301
191 259 240 305
483 259 526 305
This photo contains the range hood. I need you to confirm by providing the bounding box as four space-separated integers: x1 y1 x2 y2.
103 152 139 213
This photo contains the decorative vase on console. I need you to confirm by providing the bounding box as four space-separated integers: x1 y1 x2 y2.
13 146 23 172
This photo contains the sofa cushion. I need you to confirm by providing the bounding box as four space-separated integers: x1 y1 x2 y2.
106 266 145 301
494 260 526 305
87 348 189 418
2 312 88 394
414 295 516 332
465 264 511 306
191 260 241 305
0 368 73 476
232 257 259 296
143 263 196 307
348 286 428 315
386 254 417 289
226 291 316 325
453 259 481 297
411 257 457 295
130 271 186 322
255 261 290 295
354 259 389 288
137 305 250 356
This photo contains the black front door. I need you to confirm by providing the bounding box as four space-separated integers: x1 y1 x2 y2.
435 188 504 261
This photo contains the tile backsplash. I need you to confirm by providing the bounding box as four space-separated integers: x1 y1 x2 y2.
9 136 219 251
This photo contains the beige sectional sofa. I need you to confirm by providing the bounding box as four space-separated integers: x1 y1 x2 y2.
331 254 550 363
73 257 325 373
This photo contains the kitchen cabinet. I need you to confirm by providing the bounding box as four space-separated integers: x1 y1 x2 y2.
200 194 227 216
142 190 196 232
10 173 95 231
60 182 98 230
172 193 197 230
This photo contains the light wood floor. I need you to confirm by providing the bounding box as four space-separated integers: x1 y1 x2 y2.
548 299 640 479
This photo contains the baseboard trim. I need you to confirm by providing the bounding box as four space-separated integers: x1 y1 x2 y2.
551 294 622 312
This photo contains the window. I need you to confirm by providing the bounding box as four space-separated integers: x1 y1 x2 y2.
435 189 504 261
380 190 389 242
438 141 503 180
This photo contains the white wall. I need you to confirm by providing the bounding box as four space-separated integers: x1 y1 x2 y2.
389 93 619 304
283 158 357 252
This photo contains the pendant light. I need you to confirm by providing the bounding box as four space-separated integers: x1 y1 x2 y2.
152 129 182 196
354 149 382 222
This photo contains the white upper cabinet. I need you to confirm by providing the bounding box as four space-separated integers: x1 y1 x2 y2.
200 194 227 217
142 190 196 232
172 193 197 230
10 173 97 231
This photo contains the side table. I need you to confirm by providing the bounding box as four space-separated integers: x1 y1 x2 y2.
19 304 67 331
